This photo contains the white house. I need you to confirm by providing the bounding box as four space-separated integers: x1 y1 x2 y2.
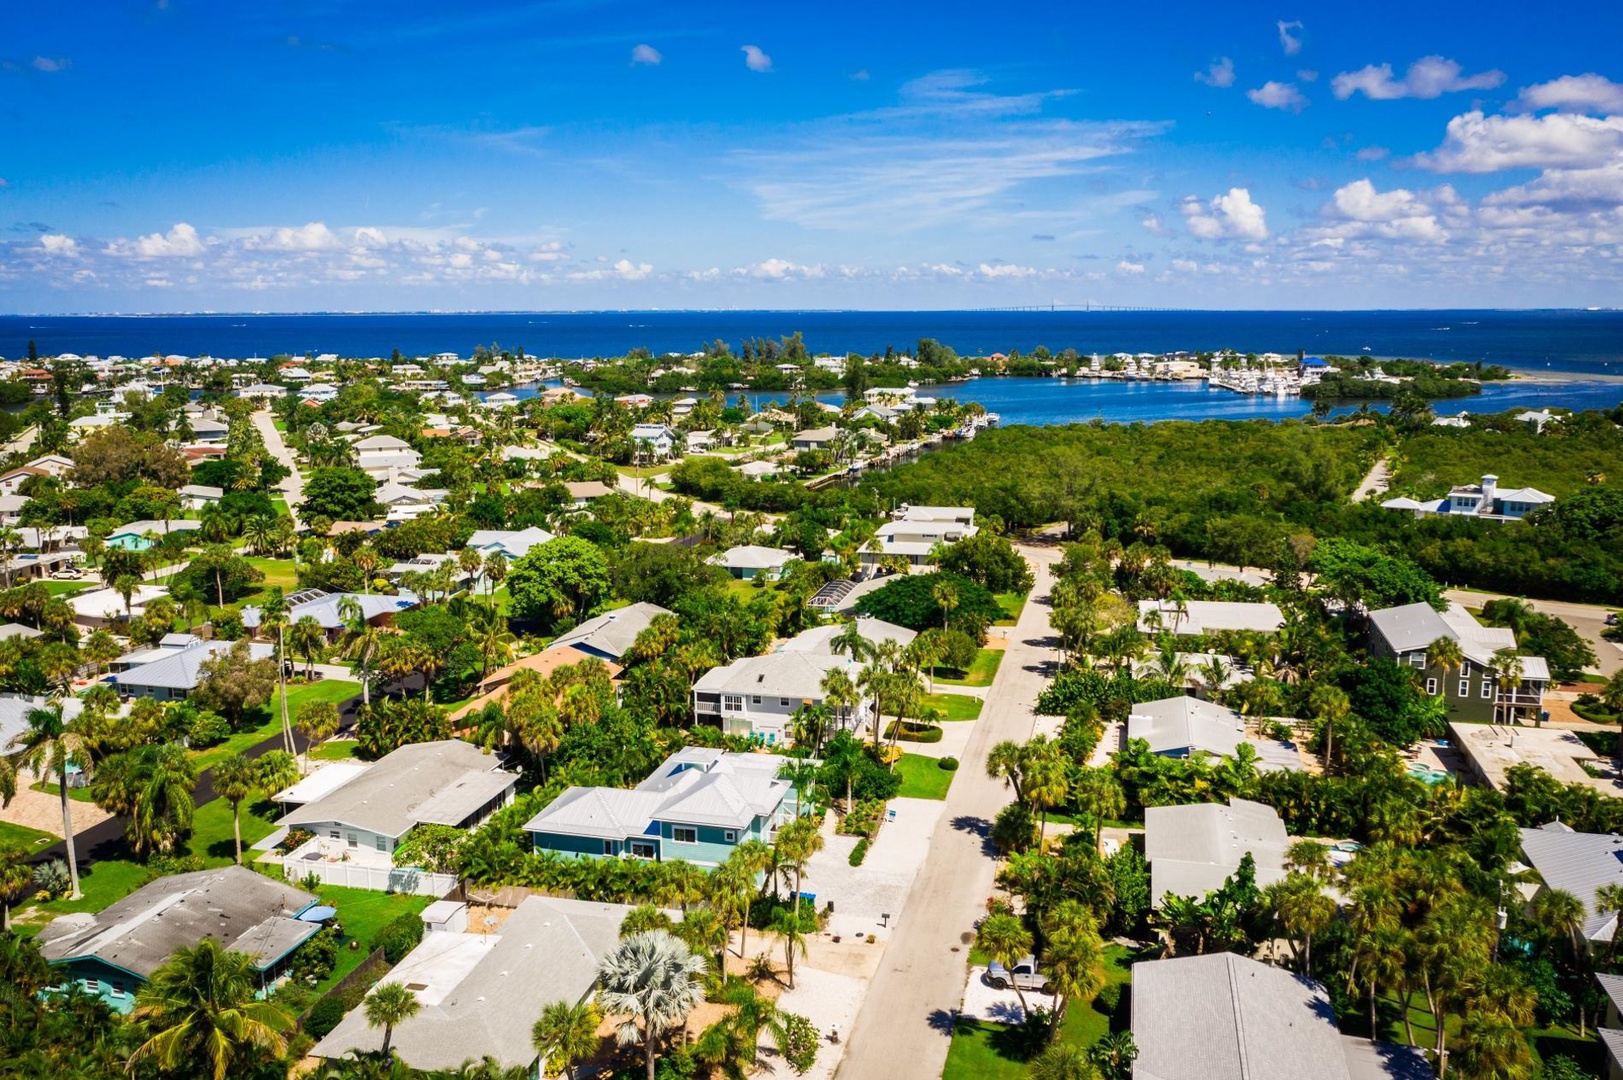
860 505 977 569
352 434 423 478
708 545 796 580
630 423 677 459
691 652 868 745
178 484 224 510
1381 474 1555 522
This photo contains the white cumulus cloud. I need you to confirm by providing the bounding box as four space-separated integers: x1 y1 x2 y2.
1414 110 1623 172
1195 57 1235 88
1277 20 1304 56
1248 81 1307 111
31 56 69 73
39 234 78 257
111 222 206 258
1116 260 1146 274
741 45 772 73
631 43 662 66
1331 56 1504 101
1182 187 1270 240
1513 74 1623 115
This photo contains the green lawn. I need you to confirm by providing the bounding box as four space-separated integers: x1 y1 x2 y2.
31 779 97 803
245 557 300 590
42 580 91 597
0 820 58 849
309 739 364 762
185 796 279 868
307 884 433 992
912 692 982 722
933 648 1005 688
15 857 153 923
190 679 360 771
943 946 1133 1080
993 590 1029 626
894 753 956 800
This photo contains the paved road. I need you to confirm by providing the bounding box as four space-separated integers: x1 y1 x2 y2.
837 544 1062 1080
1445 589 1622 679
252 409 304 529
1351 457 1392 503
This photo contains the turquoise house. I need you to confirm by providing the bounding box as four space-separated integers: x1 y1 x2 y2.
35 866 323 1012
524 748 798 868
105 519 201 551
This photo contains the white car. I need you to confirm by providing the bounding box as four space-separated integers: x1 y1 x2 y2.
49 568 84 581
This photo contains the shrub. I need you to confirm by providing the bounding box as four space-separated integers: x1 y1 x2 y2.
303 994 349 1039
938 757 960 771
371 911 425 964
146 854 205 878
990 803 1038 855
31 859 69 899
839 799 885 837
290 926 339 985
1095 981 1123 1014
277 828 315 855
188 711 232 749
849 838 870 866
882 720 943 744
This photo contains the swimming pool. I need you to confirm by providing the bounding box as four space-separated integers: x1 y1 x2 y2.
1405 762 1451 785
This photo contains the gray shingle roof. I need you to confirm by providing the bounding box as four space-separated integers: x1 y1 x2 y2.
1145 798 1289 904
777 618 916 656
311 896 631 1072
279 740 514 839
549 601 672 661
1132 952 1352 1080
692 650 855 700
1601 1028 1623 1073
1128 697 1247 758
1519 824 1623 941
36 866 317 979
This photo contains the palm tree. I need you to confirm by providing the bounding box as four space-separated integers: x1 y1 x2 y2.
11 701 85 898
1494 648 1526 724
596 930 707 1080
290 615 325 680
932 578 960 631
255 751 299 810
818 668 857 748
1452 1011 1534 1080
296 699 341 771
212 753 258 865
986 739 1027 806
1426 636 1465 684
722 840 773 959
353 547 381 595
1269 874 1337 974
1028 1044 1093 1080
1598 884 1623 965
1307 683 1351 773
1040 901 1107 1037
532 999 602 1080
769 906 809 989
975 911 1035 1021
258 589 294 756
1023 738 1070 846
90 742 197 856
128 939 292 1080
365 982 422 1060
337 596 380 706
0 841 30 931
1071 767 1125 853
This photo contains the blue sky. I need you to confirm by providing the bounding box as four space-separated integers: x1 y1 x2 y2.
3 1 1621 311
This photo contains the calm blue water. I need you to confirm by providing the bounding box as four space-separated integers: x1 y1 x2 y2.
3 309 1618 426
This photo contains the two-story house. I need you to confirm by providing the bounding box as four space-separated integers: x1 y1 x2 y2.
524 748 796 867
1368 601 1550 724
859 505 978 569
691 651 868 745
1381 473 1556 522
630 423 677 460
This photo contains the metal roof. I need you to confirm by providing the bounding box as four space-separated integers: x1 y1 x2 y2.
708 544 795 570
279 739 514 840
1145 798 1289 904
692 650 855 699
776 617 916 656
116 640 275 691
526 750 793 839
1519 824 1623 941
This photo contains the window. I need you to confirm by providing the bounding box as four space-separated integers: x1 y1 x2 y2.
375 836 387 852
1458 680 1469 697
751 696 762 705
629 840 657 860
1410 654 1425 668
602 840 615 856
84 979 100 993
672 826 698 844
1481 681 1493 699
1460 661 1471 678
1426 678 1437 695
723 830 737 843
722 695 744 714
780 698 791 707
347 833 358 848
328 830 339 840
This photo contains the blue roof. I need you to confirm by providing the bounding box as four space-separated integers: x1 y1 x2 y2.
1301 356 1329 366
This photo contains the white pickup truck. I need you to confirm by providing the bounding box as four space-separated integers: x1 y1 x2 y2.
985 956 1051 993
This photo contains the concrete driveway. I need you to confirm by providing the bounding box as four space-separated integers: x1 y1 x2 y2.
960 965 1048 1024
802 796 944 942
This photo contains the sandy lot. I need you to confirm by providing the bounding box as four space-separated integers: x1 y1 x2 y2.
0 768 111 836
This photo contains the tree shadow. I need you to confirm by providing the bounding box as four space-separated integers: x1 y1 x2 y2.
950 814 998 857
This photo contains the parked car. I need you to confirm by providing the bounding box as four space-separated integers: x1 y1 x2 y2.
986 956 1051 993
49 567 83 580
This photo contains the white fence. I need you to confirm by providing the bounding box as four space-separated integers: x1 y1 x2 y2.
278 857 458 897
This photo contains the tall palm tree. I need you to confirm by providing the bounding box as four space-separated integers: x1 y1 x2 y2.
1493 649 1526 724
353 547 382 595
532 999 602 1080
1040 901 1107 1037
337 596 380 706
365 982 422 1060
128 939 292 1080
11 701 85 898
1023 738 1070 846
1426 636 1465 685
1452 1012 1534 1080
290 616 325 680
769 906 809 989
211 753 258 865
596 930 708 1080
257 589 294 756
975 911 1035 1021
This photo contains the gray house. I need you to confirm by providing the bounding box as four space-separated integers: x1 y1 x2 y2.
1125 696 1301 772
1519 823 1623 952
1133 952 1431 1080
113 639 276 702
37 867 320 1013
1144 797 1289 905
549 601 673 663
1368 601 1549 724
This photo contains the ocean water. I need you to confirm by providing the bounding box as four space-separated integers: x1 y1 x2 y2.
2 309 1618 426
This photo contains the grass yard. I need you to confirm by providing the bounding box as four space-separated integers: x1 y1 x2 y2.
307 884 434 993
309 739 364 761
190 679 360 770
933 648 1005 688
42 580 91 597
0 820 58 849
185 796 280 868
16 856 153 922
31 779 97 803
894 753 956 800
943 946 1133 1080
993 590 1029 626
245 557 300 590
913 692 983 722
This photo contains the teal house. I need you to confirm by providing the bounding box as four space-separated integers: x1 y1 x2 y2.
35 866 323 1012
523 748 797 868
105 518 201 551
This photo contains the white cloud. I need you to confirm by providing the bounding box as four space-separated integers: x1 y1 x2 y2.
631 43 661 66
1331 56 1504 101
1141 212 1167 236
1195 57 1235 88
1171 258 1200 272
1182 188 1270 240
1513 74 1623 115
1297 69 1318 83
1247 81 1307 112
1277 20 1304 56
245 222 342 252
1483 161 1623 211
1414 110 1623 172
741 45 772 73
1116 259 1145 274
31 56 69 73
977 262 1036 278
110 222 206 258
39 234 78 257
1355 146 1390 161
570 258 652 282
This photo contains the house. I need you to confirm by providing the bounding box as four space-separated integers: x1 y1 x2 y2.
1518 824 1623 951
549 601 673 663
1144 797 1289 905
859 506 978 569
1380 474 1555 521
353 434 423 477
113 639 276 701
301 383 339 404
1125 696 1301 772
614 393 653 409
277 740 516 892
187 416 230 445
481 391 520 410
375 481 447 522
448 647 624 723
1368 601 1549 723
630 423 677 459
791 426 839 451
0 494 26 526
692 651 867 744
70 584 171 629
467 526 554 562
563 480 614 508
735 459 782 478
178 484 223 510
23 453 74 478
1450 722 1608 796
0 466 49 495
312 896 635 1072
37 867 321 1012
242 588 416 644
1133 952 1431 1080
709 544 796 580
1517 409 1559 433
105 519 201 551
1137 599 1287 636
686 430 716 453
777 617 916 656
0 692 79 755
525 747 796 865
1130 651 1252 698
237 382 289 401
